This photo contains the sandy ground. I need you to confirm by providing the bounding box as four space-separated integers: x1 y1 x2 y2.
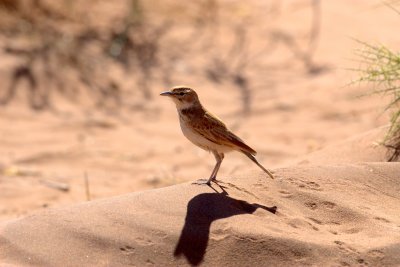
1 129 399 266
1 0 400 266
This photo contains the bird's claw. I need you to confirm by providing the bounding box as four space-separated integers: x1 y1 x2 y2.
192 179 211 186
192 177 221 186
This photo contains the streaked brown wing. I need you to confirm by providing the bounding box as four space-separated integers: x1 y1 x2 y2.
191 110 257 155
211 127 257 155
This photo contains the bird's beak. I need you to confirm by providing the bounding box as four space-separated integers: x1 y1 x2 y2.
160 91 173 96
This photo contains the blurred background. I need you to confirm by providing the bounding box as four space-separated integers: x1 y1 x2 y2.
0 0 398 221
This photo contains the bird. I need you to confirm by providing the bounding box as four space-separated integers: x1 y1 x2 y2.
160 86 274 185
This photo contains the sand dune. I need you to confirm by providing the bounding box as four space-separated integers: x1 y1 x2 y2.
1 128 400 266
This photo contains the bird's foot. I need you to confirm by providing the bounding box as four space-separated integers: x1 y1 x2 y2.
192 179 211 186
192 176 223 186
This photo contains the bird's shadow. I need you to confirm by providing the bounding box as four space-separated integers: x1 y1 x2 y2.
174 184 277 266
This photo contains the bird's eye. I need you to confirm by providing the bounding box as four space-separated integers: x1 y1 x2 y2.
179 92 184 96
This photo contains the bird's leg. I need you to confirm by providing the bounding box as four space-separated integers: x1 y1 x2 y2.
207 152 224 185
192 151 224 186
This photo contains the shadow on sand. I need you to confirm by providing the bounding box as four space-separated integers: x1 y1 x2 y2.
174 186 277 266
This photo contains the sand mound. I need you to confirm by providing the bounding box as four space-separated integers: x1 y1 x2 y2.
1 160 400 266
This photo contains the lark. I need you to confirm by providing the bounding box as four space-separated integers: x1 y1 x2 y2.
161 86 274 185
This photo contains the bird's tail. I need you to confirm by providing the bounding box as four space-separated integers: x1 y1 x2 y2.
241 150 274 179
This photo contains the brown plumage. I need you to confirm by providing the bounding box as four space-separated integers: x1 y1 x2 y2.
161 86 274 185
185 108 257 155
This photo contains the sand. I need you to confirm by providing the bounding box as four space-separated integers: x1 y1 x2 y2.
1 0 400 266
1 131 400 266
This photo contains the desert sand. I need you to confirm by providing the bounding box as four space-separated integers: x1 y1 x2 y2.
1 129 400 267
1 0 400 266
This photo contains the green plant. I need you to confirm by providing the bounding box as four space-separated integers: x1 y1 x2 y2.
353 40 400 161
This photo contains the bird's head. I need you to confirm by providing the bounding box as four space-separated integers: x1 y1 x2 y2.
160 86 200 109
